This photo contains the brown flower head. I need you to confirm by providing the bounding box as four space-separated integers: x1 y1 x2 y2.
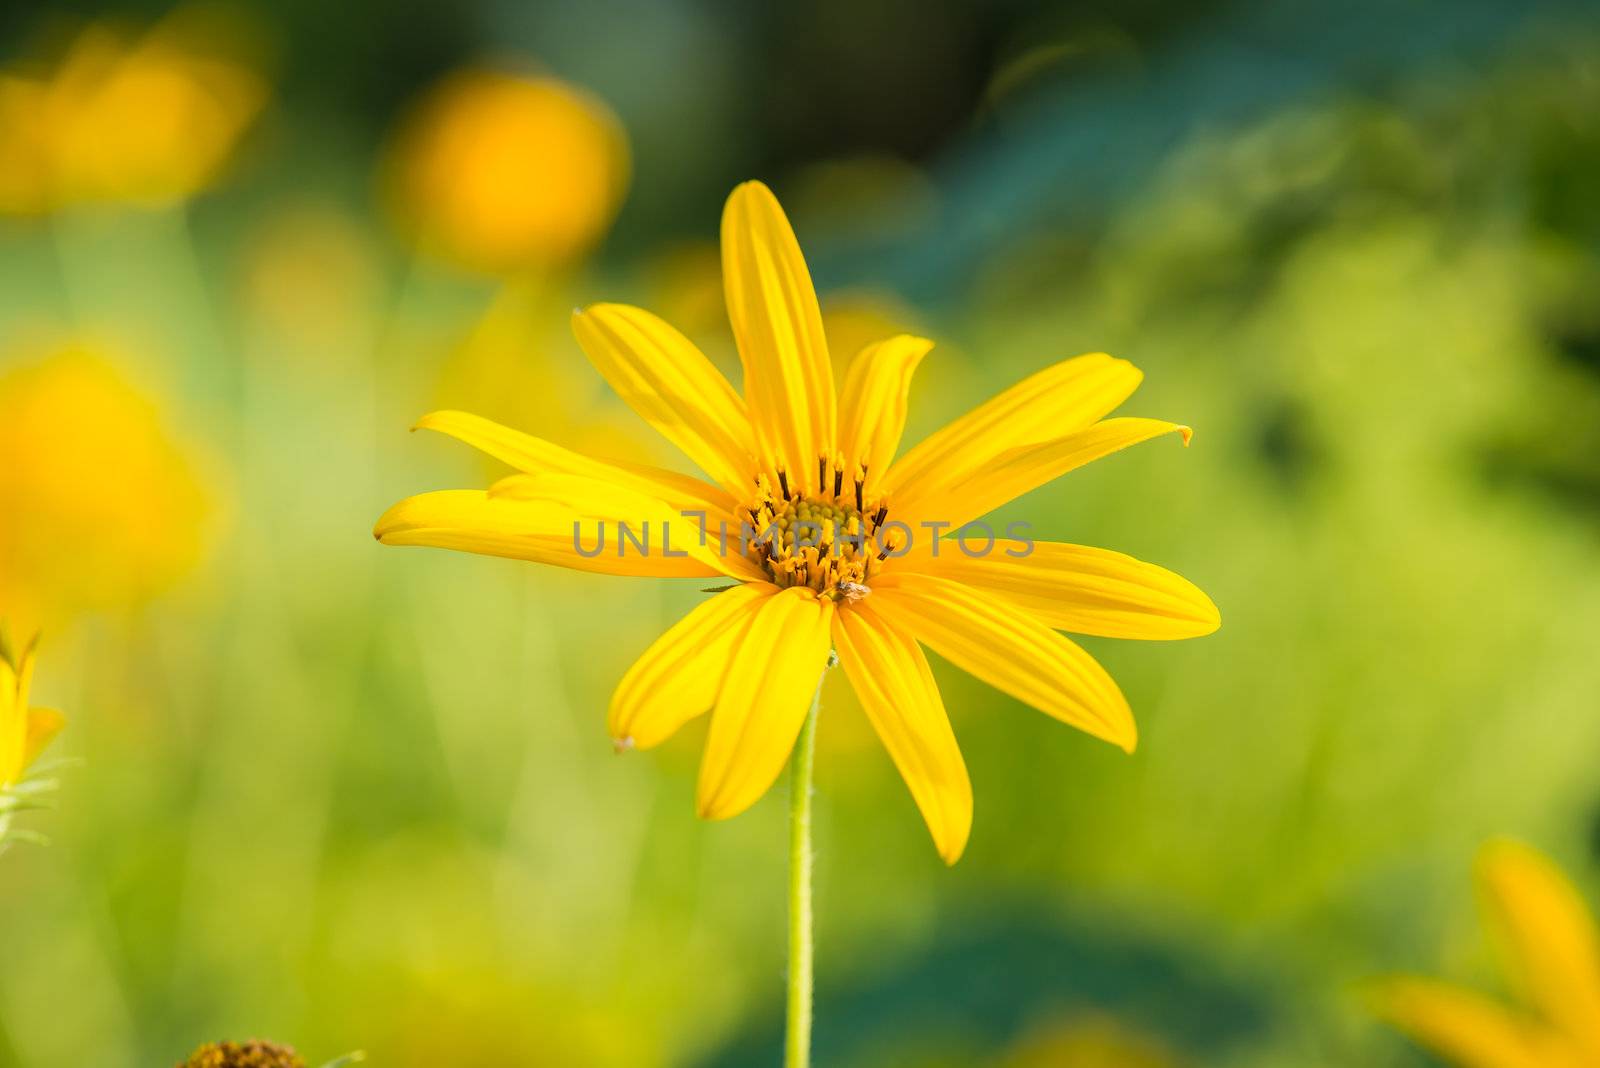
179 1040 305 1068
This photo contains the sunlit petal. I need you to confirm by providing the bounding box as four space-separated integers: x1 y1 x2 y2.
374 474 758 580
696 588 834 820
893 418 1190 531
896 540 1219 640
571 304 758 495
834 603 971 864
416 408 742 519
721 181 835 482
882 353 1141 501
837 334 932 496
869 573 1135 752
610 583 777 750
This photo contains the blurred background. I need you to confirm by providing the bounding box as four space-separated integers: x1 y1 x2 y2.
2 0 1599 1063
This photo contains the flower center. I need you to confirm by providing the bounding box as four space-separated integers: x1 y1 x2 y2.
743 459 894 600
181 1040 305 1068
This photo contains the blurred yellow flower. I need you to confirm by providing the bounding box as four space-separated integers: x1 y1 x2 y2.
235 200 382 355
1373 839 1600 1068
377 181 1217 864
0 8 266 213
0 345 209 632
384 68 629 274
0 74 53 215
0 635 63 790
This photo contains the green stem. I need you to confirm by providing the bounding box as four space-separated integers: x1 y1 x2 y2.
785 660 830 1068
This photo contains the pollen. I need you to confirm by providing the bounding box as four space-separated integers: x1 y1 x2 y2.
744 456 900 599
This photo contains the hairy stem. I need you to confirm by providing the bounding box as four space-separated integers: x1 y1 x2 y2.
785 659 831 1068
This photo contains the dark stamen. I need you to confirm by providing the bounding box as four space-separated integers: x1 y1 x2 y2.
777 469 789 498
818 457 827 494
833 466 843 498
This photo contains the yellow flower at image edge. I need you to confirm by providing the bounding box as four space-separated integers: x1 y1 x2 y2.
0 636 64 789
376 181 1219 863
1372 839 1600 1068
385 68 629 273
0 346 208 632
0 9 267 214
49 20 267 208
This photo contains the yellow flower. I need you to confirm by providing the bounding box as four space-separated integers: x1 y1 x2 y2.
55 19 265 207
383 68 629 273
1372 839 1600 1068
376 181 1218 863
0 73 53 215
0 345 209 632
0 635 64 790
0 10 267 213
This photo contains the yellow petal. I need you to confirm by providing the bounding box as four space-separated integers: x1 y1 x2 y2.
13 637 33 714
1476 839 1600 1054
375 473 760 581
482 471 763 582
0 638 41 785
0 653 15 723
836 335 932 495
833 602 971 864
0 649 20 786
22 707 64 772
868 573 1135 752
893 418 1191 532
488 471 747 559
570 304 758 495
414 408 741 517
610 583 776 749
720 180 835 482
1370 978 1587 1068
604 460 744 520
696 587 834 820
882 353 1142 500
376 489 701 577
895 540 1219 640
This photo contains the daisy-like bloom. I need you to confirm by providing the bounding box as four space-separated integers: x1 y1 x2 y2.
1372 839 1600 1068
0 633 64 790
376 181 1218 863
